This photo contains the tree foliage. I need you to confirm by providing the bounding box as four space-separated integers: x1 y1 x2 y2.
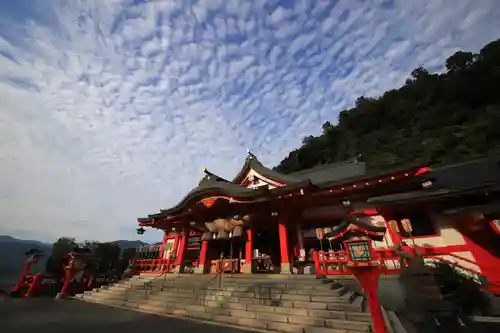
275 39 500 174
45 237 77 278
44 237 123 279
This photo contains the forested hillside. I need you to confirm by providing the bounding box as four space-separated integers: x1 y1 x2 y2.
275 39 500 174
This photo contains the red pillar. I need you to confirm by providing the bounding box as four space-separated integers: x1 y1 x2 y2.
244 228 253 273
12 260 34 294
278 223 290 262
160 231 168 258
86 275 95 290
26 273 42 297
352 266 387 333
175 232 187 266
278 222 291 273
59 266 73 298
198 240 208 273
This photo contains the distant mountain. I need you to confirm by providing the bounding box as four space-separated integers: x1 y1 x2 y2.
0 236 52 291
0 235 148 291
112 240 147 249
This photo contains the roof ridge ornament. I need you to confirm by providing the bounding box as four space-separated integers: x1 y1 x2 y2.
246 148 256 159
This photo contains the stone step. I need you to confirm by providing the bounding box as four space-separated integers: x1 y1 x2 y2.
131 300 372 332
217 274 320 280
153 291 364 312
83 284 357 308
80 296 369 332
75 274 371 333
81 287 364 313
124 280 340 292
173 289 351 303
160 281 338 292
206 283 343 295
155 289 354 304
82 297 353 333
78 291 369 323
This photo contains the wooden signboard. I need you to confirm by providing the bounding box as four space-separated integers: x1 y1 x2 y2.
187 231 202 250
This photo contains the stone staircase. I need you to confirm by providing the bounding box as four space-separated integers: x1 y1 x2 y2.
73 273 374 333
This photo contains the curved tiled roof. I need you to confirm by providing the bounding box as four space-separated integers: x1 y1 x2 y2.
139 153 430 225
368 154 500 205
325 215 387 242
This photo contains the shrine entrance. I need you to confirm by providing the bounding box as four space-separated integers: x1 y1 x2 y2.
206 237 245 274
252 223 281 273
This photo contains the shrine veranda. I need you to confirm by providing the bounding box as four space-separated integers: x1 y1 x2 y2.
136 153 500 292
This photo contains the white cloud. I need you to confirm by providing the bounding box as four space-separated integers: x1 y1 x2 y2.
0 0 499 243
269 6 289 25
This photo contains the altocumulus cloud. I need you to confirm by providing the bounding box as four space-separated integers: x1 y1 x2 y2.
0 0 499 243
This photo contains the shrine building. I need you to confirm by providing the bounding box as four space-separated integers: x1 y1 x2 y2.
136 152 500 290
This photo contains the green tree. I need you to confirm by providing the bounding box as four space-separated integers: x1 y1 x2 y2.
446 51 475 72
45 237 77 279
275 38 500 174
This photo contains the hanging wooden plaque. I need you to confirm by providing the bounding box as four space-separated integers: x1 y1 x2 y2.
387 220 400 233
401 219 413 233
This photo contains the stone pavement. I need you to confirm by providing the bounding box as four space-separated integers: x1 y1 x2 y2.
0 297 258 333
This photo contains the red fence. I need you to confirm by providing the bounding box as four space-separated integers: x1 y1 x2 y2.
135 258 172 273
313 246 484 277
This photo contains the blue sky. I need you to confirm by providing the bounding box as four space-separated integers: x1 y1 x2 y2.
0 0 499 244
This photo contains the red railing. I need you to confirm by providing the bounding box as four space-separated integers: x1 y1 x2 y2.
314 247 500 293
313 251 349 275
135 258 172 273
314 247 485 278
